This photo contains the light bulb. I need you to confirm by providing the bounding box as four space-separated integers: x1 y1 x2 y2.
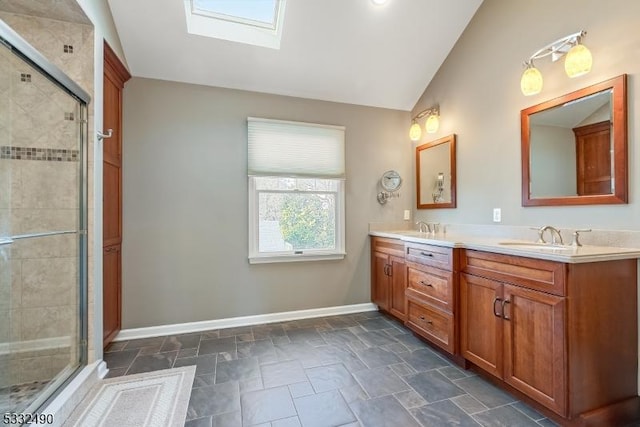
409 122 422 141
565 44 592 78
521 65 543 96
425 114 439 134
371 0 388 5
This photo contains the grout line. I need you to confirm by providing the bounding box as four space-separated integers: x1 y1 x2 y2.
108 313 552 427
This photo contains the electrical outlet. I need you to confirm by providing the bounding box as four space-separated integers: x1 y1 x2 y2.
493 208 501 223
403 210 411 220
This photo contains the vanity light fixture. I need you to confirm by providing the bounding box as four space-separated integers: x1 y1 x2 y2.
409 105 440 141
520 30 592 96
371 0 388 5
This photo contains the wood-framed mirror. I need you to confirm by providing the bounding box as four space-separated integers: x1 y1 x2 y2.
416 134 456 209
521 74 627 206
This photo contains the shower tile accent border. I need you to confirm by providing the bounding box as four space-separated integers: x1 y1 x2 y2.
0 146 79 162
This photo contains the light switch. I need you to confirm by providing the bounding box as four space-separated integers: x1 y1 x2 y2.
403 210 411 220
493 208 501 223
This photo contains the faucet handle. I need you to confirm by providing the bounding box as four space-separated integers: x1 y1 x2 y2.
570 229 592 247
529 227 545 243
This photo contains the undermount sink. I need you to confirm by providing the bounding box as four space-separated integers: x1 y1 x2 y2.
498 241 574 251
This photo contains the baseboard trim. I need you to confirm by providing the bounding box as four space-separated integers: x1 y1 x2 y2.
97 360 109 379
115 302 378 341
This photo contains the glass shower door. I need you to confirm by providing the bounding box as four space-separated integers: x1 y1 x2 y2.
0 28 87 415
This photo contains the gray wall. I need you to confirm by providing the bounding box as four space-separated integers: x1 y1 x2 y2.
122 78 411 328
413 0 640 229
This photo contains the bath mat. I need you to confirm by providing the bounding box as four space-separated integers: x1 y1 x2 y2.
63 366 196 427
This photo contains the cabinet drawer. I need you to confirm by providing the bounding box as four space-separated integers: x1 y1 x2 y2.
371 237 405 257
461 249 566 296
406 264 453 311
406 299 454 353
405 242 453 270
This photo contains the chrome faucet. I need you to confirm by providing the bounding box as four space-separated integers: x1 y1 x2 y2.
416 221 429 233
539 225 564 245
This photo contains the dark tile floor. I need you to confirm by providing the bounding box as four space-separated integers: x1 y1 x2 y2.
104 311 559 427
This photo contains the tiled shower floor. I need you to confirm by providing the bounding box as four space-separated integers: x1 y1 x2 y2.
104 311 559 427
0 380 49 414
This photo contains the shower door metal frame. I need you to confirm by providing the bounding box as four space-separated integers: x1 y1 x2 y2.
0 18 90 411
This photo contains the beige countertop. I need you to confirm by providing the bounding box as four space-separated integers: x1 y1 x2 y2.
369 230 640 263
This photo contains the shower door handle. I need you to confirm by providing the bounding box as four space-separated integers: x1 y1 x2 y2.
10 230 78 240
1 231 81 247
0 230 79 249
97 129 113 140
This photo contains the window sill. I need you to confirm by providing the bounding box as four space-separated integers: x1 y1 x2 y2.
248 252 346 264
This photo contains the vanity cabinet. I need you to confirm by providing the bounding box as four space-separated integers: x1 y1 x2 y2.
460 249 638 422
405 242 457 353
371 237 407 320
460 272 565 414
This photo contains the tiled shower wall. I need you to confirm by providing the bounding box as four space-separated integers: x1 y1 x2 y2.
0 11 94 386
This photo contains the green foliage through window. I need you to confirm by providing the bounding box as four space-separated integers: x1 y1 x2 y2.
279 193 335 250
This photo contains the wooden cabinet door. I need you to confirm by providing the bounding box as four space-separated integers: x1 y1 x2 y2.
503 284 566 415
575 121 612 195
460 273 503 379
102 43 130 347
372 252 390 311
388 255 407 321
103 245 121 344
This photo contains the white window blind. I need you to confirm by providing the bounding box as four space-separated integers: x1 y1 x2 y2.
248 117 345 178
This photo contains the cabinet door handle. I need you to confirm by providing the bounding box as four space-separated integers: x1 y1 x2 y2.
493 297 503 317
502 300 511 320
420 316 433 325
419 315 433 325
420 251 434 257
383 264 388 275
419 280 434 288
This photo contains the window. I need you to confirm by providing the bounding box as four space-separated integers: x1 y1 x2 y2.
184 0 286 49
248 118 345 263
192 0 280 28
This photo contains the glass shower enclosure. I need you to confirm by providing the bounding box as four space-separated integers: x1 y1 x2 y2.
0 21 88 414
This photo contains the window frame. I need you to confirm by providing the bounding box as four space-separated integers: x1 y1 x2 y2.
248 176 346 264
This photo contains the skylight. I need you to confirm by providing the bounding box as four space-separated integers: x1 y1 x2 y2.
192 0 278 29
184 0 286 49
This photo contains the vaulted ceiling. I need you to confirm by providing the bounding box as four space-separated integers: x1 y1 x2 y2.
108 0 483 111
